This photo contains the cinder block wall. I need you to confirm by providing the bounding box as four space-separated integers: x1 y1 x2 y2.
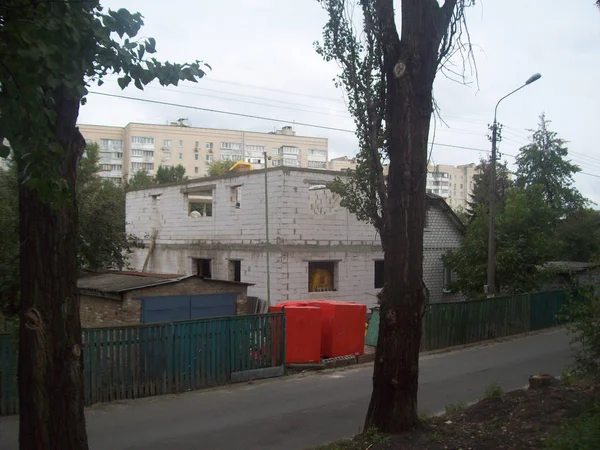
80 294 138 328
126 168 464 305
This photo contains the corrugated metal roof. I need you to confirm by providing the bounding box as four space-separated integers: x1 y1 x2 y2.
77 272 255 294
77 272 186 293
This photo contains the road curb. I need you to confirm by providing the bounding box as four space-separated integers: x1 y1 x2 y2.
288 326 565 374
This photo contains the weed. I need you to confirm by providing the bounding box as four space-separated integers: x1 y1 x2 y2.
419 411 434 424
484 381 504 399
445 401 467 415
362 427 390 444
559 369 578 387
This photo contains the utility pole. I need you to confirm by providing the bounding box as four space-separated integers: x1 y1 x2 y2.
263 151 271 306
487 121 499 296
486 73 542 297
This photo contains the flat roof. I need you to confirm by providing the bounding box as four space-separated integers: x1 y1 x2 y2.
77 122 328 141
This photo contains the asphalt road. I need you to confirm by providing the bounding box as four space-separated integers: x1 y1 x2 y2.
0 328 573 450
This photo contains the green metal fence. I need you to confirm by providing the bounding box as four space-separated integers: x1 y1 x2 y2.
366 290 570 350
0 312 285 416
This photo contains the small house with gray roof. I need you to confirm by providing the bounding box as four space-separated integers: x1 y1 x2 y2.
78 270 251 327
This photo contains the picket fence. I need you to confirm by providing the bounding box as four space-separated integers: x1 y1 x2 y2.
0 312 285 416
365 290 570 350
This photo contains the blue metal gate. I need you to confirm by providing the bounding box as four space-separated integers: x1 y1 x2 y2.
140 293 237 323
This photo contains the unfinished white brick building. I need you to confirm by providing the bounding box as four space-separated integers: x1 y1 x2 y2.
126 167 465 308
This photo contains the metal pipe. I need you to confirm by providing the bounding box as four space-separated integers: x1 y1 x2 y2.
264 151 271 305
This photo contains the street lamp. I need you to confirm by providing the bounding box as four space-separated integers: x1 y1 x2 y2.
486 73 541 296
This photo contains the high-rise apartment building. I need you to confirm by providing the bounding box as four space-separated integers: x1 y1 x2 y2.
327 156 477 212
426 163 478 211
78 120 329 183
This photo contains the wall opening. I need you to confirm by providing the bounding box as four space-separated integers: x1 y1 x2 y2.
231 185 242 209
374 260 384 289
308 261 337 292
194 258 212 279
229 260 241 282
188 187 213 217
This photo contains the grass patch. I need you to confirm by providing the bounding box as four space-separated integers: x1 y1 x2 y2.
544 398 600 449
445 401 467 415
484 381 504 399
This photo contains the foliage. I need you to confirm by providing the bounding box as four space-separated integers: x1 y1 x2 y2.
77 143 143 270
561 280 600 383
127 169 154 190
559 369 578 387
467 156 513 219
515 114 586 215
453 206 470 226
544 398 600 450
446 186 554 296
0 1 208 200
483 381 504 399
0 163 19 317
155 164 186 184
315 0 388 232
207 159 236 177
551 209 600 263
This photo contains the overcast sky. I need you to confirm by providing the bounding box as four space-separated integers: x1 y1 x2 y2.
79 0 600 203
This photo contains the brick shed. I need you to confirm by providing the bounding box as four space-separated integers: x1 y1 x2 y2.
78 271 251 328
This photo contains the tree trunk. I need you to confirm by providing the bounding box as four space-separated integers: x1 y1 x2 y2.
18 96 89 449
364 0 451 433
364 105 430 432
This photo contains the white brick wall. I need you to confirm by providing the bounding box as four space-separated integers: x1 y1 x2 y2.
126 168 464 305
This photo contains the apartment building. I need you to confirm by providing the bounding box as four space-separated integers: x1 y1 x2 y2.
328 156 357 171
426 163 478 211
327 156 478 212
78 120 329 183
125 167 465 308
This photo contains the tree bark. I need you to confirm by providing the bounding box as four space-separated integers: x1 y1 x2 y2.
364 0 455 433
18 95 89 449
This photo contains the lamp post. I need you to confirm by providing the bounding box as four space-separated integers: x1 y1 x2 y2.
487 73 541 296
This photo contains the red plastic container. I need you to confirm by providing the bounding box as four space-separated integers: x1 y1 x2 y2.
307 300 366 358
270 305 321 364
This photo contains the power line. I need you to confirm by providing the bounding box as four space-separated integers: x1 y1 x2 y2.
200 78 345 103
86 90 600 181
100 76 352 117
87 91 356 133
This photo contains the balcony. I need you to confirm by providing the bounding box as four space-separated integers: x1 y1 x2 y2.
131 142 155 151
282 147 300 155
99 170 123 179
131 155 154 163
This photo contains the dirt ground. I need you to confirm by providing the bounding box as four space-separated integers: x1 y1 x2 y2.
318 378 599 450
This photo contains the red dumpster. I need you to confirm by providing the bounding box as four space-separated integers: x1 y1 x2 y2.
307 300 366 358
270 305 321 364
